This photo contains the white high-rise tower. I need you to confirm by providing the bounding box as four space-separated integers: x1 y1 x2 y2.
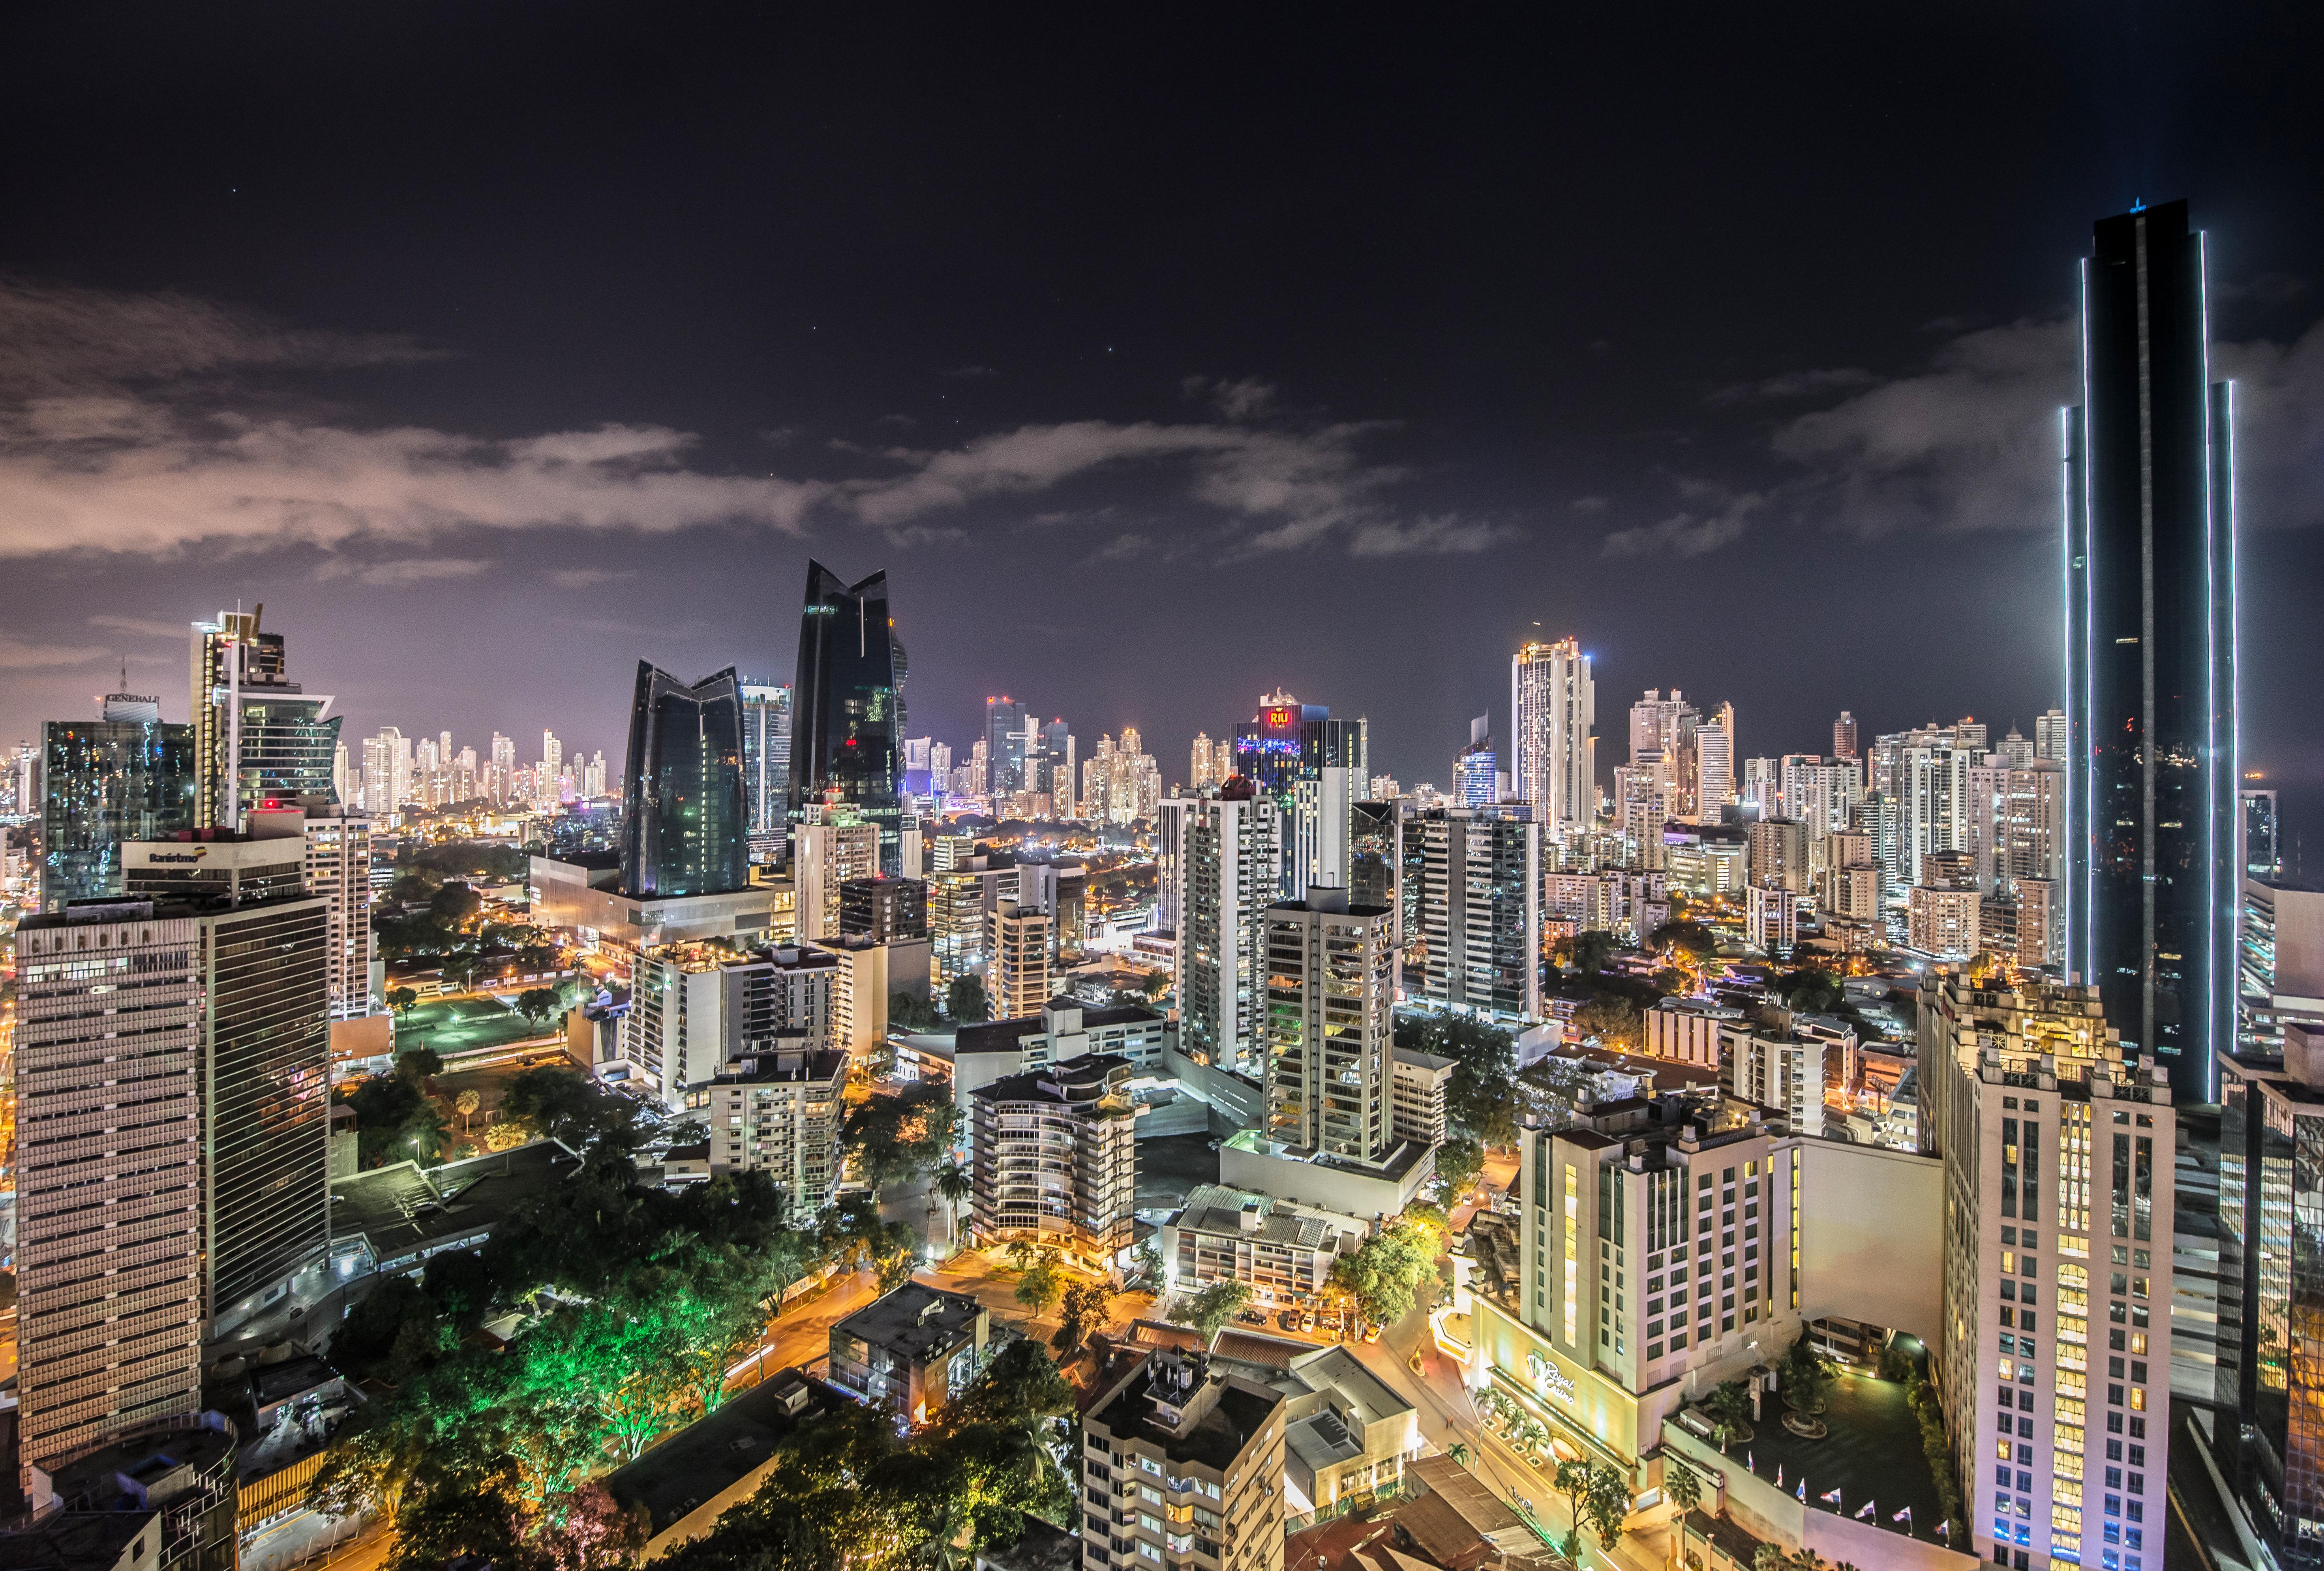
1510 636 1594 833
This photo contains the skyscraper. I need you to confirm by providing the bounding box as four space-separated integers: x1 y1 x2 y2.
1454 715 1496 807
2065 199 2238 1100
740 679 793 862
788 562 909 874
1406 807 1540 1021
1263 888 1396 1161
1832 710 1858 762
1167 785 1281 1077
1511 636 1594 833
38 698 199 911
189 608 341 826
619 662 749 899
984 696 1028 798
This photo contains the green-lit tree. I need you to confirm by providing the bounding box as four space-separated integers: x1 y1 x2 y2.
516 986 564 1027
1169 1279 1250 1343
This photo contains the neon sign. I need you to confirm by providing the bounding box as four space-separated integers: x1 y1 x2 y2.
1526 1351 1577 1403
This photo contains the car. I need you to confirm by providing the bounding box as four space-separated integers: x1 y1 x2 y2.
1238 1310 1267 1325
1362 1322 1382 1343
1299 1310 1318 1332
1278 1309 1301 1330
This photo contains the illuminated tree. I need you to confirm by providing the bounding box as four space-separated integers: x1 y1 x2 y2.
455 1089 481 1132
1169 1280 1250 1343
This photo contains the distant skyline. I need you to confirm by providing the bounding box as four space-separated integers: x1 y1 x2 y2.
2 11 2320 841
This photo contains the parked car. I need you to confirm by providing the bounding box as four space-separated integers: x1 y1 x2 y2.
1362 1321 1383 1343
1278 1309 1301 1331
1238 1309 1267 1325
1299 1310 1318 1332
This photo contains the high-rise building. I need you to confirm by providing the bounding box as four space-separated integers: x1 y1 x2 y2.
490 732 516 802
1406 807 1539 1022
705 1042 848 1211
793 808 880 942
2238 788 2281 883
1167 787 1281 1077
984 697 1029 798
303 806 375 1018
13 902 207 1472
1232 692 1363 895
1746 818 1809 894
1263 888 1397 1161
2065 199 2238 1101
189 609 341 827
740 679 793 861
1079 1349 1287 1571
2035 707 2069 764
1832 710 1858 762
1190 732 1223 790
1900 736 1971 895
38 702 199 911
584 749 607 798
1453 715 1496 807
1777 755 1861 839
619 662 748 899
789 563 909 875
968 1053 1137 1263
1918 969 2172 1571
1740 756 1779 820
1720 1014 1826 1135
1511 637 1594 833
1349 799 1401 925
1694 708 1735 821
362 726 411 815
989 897 1055 1021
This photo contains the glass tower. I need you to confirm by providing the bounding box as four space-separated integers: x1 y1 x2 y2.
740 679 793 863
787 561 908 874
2064 198 2237 1102
619 662 749 897
39 717 199 910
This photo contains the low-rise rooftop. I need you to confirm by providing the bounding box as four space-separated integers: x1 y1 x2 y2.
833 1283 986 1365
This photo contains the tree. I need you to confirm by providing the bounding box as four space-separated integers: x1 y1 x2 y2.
932 1160 972 1248
1433 1137 1485 1203
1447 1441 1472 1471
947 973 991 1025
1647 918 1719 964
1570 928 1619 980
1663 1457 1703 1513
1394 1011 1519 1146
844 1082 962 1196
345 1072 448 1168
516 987 564 1027
1550 1460 1592 1560
1014 1260 1065 1316
1169 1280 1250 1343
396 1045 445 1081
1570 996 1643 1051
890 990 942 1032
441 952 484 995
455 1089 482 1133
430 880 484 928
1052 1282 1114 1353
1701 1379 1753 1445
386 985 420 1020
1329 1218 1443 1329
877 1248 919 1295
1578 1461 1633 1548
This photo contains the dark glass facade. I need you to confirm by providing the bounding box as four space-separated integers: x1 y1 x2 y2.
619 662 750 897
787 562 908 874
985 696 1028 796
234 694 341 811
2065 199 2237 1102
203 895 331 1323
39 719 199 911
2217 1059 2324 1566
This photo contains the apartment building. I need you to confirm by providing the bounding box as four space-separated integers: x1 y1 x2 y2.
704 1042 848 1213
1389 1047 1453 1149
968 1053 1138 1266
1162 1183 1365 1304
1081 1350 1287 1571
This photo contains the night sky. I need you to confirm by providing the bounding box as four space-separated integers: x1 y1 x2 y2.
4 9 2321 846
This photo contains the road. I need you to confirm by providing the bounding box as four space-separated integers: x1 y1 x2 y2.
1345 1301 1677 1571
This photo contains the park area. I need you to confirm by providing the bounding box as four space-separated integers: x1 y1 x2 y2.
394 978 592 1061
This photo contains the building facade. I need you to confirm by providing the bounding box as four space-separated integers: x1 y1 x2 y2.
968 1053 1137 1265
1406 808 1540 1022
1168 789 1281 1078
619 661 749 899
2064 199 2238 1103
38 711 199 912
705 1044 847 1212
1081 1350 1287 1571
787 561 910 874
1263 889 1397 1162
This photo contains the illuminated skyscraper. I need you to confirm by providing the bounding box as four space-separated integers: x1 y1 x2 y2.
787 561 909 874
1454 715 1496 807
740 679 793 862
189 608 341 826
984 696 1028 797
2064 199 2237 1100
1511 636 1594 833
1832 709 1858 762
619 662 748 898
38 698 199 911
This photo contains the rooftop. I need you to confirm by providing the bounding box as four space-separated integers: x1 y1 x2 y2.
330 1140 581 1262
955 999 1165 1055
1090 1357 1283 1474
833 1283 986 1364
970 1053 1133 1109
1671 1372 1944 1547
0 1513 155 1571
1173 1184 1339 1250
604 1370 836 1535
714 1047 850 1085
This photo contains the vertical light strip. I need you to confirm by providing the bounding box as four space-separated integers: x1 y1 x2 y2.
2060 402 2076 974
2079 257 2098 984
2198 227 2219 1098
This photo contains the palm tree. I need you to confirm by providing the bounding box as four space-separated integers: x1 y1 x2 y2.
455 1089 480 1133
1448 1441 1473 1471
933 1161 972 1250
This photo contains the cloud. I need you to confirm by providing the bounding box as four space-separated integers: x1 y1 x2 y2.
0 275 439 398
544 567 635 589
1763 312 2324 536
86 613 188 638
1084 531 1151 564
316 556 494 587
940 365 999 379
1569 495 1609 514
1601 481 1762 559
0 634 111 669
1347 515 1523 557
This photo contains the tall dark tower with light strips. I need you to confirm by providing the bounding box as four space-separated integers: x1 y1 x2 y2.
2063 198 2237 1103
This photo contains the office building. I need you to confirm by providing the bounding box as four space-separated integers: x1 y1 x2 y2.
839 875 928 944
1451 717 1495 809
1918 969 2172 1571
1746 884 1797 958
1746 818 1810 894
1263 889 1397 1162
793 808 880 941
2239 788 2281 884
619 662 749 899
1348 799 1401 926
983 696 1029 798
1833 710 1858 761
1233 692 1365 895
2235 877 2324 1057
38 702 199 912
1080 1349 1287 1571
2065 200 2238 1102
190 607 340 829
989 898 1055 1021
13 903 208 1472
705 1042 848 1211
967 1053 1137 1265
1406 807 1540 1022
788 561 910 875
740 679 793 863
1168 787 1282 1077
302 806 375 1019
829 1283 991 1427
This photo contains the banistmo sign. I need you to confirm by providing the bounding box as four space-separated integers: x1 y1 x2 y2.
144 850 209 863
